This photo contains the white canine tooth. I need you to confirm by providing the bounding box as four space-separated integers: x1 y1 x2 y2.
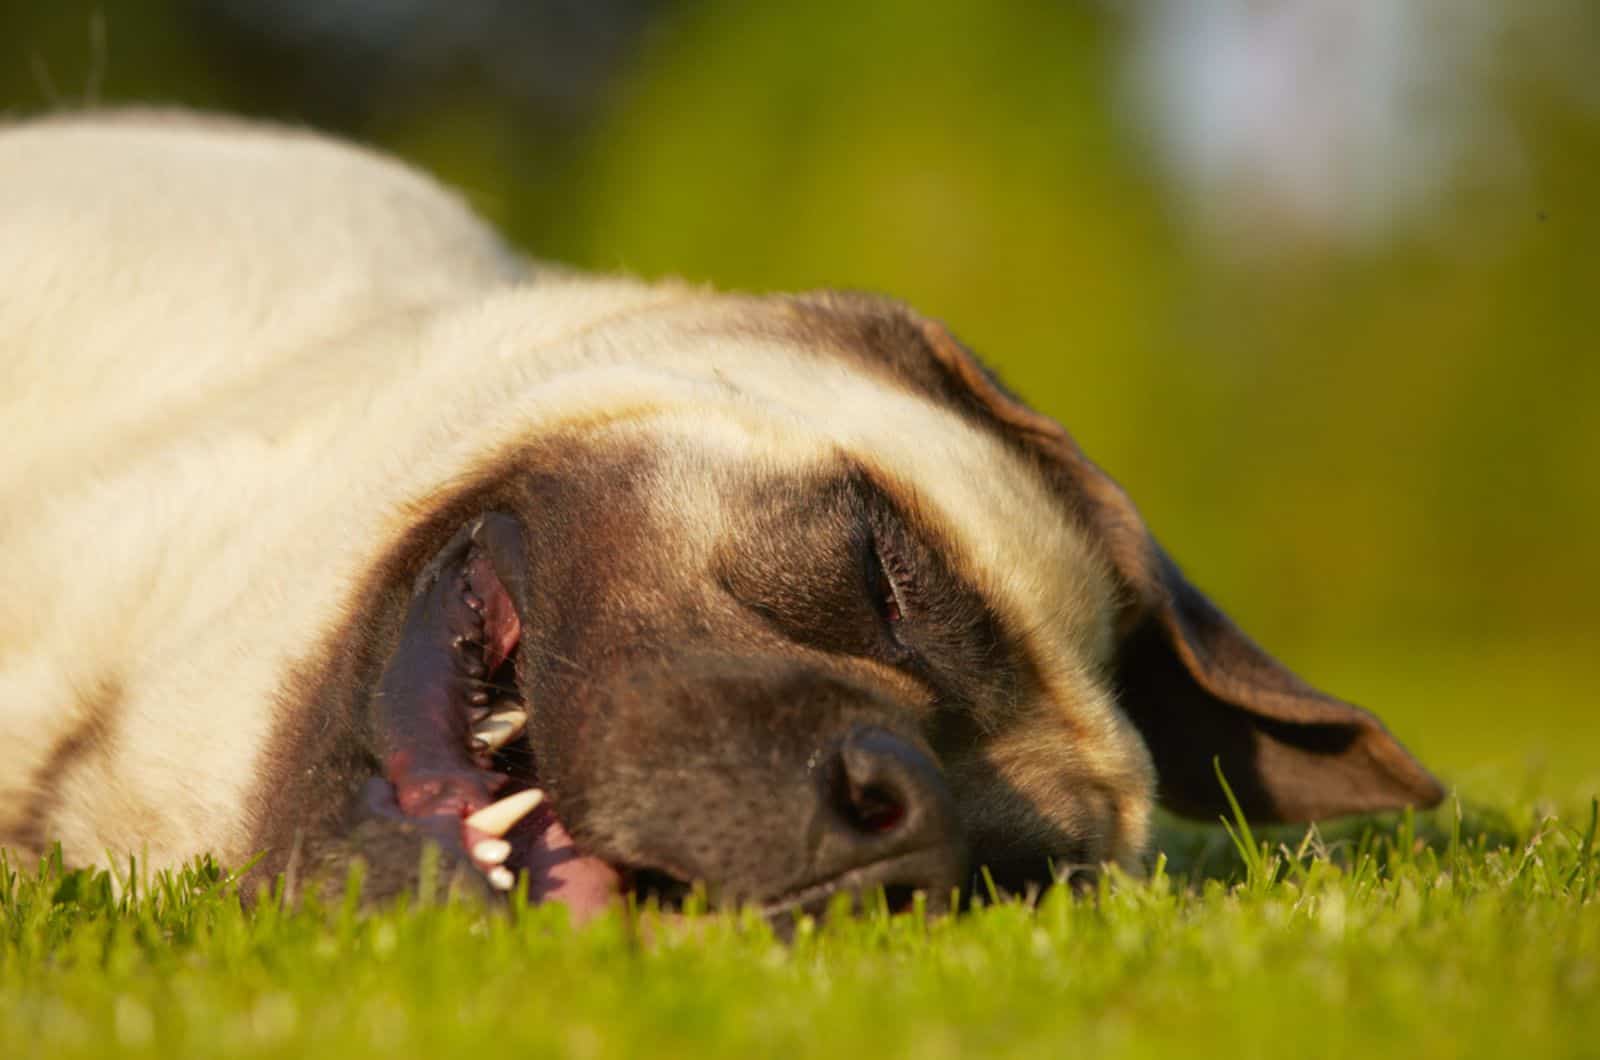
464 788 545 837
486 866 515 892
469 708 527 752
492 706 528 729
472 838 512 866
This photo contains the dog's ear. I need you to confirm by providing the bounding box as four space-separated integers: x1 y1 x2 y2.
916 319 1445 823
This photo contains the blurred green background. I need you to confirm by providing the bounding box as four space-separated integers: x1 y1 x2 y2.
4 1 1596 798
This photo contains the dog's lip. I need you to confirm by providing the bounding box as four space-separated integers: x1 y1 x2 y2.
401 513 624 918
754 846 948 920
428 512 709 921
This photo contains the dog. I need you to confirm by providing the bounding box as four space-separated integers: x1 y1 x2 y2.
0 111 1442 917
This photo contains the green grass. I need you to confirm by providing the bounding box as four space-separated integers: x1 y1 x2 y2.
4 790 1596 1060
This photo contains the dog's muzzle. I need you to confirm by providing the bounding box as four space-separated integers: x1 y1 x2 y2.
366 514 969 924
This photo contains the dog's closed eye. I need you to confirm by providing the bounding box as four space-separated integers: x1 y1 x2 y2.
866 536 905 627
864 519 923 673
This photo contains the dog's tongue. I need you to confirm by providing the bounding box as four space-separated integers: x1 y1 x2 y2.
521 808 621 919
475 801 620 921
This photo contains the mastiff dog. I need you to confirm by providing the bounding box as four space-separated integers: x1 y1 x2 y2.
0 112 1443 919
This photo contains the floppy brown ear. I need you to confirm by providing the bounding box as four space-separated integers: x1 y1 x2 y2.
915 318 1445 822
1110 545 1445 821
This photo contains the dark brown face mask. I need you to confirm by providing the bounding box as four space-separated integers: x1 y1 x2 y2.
350 458 981 920
260 293 1442 921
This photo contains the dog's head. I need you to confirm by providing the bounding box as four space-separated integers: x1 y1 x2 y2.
279 289 1441 917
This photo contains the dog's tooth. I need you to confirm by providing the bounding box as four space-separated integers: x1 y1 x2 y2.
463 592 485 612
464 787 545 837
468 689 490 706
472 838 512 866
486 866 515 892
469 708 527 752
469 720 514 753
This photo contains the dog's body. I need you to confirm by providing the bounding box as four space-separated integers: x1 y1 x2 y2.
0 112 1441 913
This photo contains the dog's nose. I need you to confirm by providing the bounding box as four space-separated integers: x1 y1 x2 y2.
813 726 967 908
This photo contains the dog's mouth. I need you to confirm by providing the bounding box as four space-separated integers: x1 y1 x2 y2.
368 512 653 921
443 543 628 918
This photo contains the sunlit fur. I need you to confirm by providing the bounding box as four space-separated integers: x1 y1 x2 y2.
0 112 1153 877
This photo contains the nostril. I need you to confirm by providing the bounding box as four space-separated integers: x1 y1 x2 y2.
841 779 906 836
805 726 967 911
831 727 935 840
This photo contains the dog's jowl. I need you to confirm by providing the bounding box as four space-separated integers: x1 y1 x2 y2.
0 112 1443 917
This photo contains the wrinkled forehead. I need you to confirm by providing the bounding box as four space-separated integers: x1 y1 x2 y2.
574 313 1122 682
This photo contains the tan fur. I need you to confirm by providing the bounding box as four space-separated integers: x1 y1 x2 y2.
0 111 1151 876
